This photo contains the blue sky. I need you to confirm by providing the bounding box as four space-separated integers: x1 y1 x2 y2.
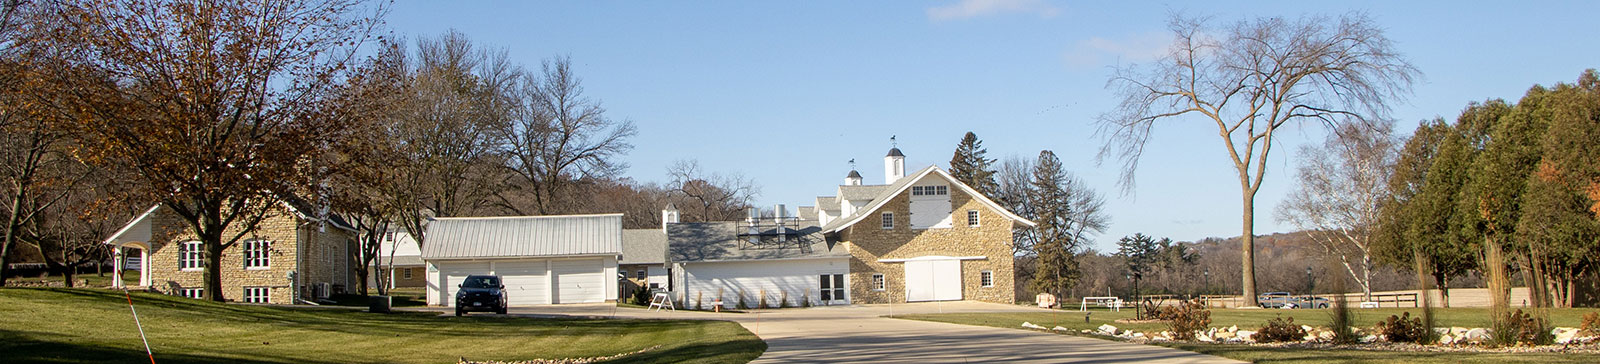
385 0 1600 252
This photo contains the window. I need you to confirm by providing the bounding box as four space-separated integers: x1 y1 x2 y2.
242 240 271 269
242 287 271 303
911 185 949 196
880 212 894 230
981 270 994 288
967 210 980 227
637 270 647 280
178 241 203 270
402 268 413 280
180 288 204 299
872 274 885 291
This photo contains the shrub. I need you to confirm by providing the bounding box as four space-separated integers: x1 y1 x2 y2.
1375 312 1430 344
1328 294 1357 344
1165 299 1211 341
1579 312 1600 338
1256 315 1306 343
737 291 750 310
1493 309 1554 346
779 291 790 308
758 290 769 309
801 292 812 307
629 286 651 306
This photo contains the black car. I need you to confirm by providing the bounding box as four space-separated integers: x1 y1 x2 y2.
455 275 507 316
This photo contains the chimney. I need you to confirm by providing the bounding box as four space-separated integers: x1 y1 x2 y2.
746 207 761 240
844 170 862 186
885 147 905 184
774 204 787 236
661 203 679 233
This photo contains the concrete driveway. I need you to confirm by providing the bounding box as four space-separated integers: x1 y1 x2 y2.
456 301 1241 363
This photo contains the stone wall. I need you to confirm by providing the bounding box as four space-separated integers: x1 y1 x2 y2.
841 185 1016 304
145 207 301 304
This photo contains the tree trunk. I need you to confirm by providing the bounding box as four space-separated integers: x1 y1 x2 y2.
202 217 226 302
0 191 23 287
1435 271 1451 308
1362 253 1373 302
1240 194 1258 307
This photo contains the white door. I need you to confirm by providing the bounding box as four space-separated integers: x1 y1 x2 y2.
905 259 962 302
440 262 491 307
552 259 603 303
497 260 550 306
819 273 847 305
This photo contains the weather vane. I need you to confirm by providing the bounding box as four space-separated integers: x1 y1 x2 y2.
848 159 856 170
890 135 897 148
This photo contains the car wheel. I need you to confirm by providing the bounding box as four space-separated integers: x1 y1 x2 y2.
497 304 507 315
455 308 464 317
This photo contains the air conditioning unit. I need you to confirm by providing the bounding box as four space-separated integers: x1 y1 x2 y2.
314 283 331 299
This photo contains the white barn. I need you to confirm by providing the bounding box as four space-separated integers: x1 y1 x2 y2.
423 214 622 306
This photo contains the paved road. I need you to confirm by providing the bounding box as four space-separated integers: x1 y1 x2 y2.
444 301 1241 363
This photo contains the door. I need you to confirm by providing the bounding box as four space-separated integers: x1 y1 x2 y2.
905 259 962 302
439 262 491 307
552 259 603 303
819 274 846 305
497 260 550 306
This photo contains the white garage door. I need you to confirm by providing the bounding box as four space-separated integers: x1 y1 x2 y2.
905 259 962 302
440 262 491 307
552 259 603 303
497 260 550 306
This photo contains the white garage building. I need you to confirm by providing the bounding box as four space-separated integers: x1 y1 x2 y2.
668 209 852 309
423 214 622 307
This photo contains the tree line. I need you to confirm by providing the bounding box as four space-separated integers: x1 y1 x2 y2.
0 0 755 299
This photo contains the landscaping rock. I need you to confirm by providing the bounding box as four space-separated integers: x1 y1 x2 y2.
1360 335 1378 343
1052 326 1071 332
1301 325 1314 333
1215 331 1236 339
1316 330 1335 341
1080 329 1093 334
1236 330 1257 343
1021 322 1046 330
1197 333 1215 343
1227 325 1238 333
1465 328 1491 344
1098 324 1119 335
1451 327 1470 336
1554 327 1577 344
1439 334 1455 345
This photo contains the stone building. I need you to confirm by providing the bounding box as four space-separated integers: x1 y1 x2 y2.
666 146 1033 308
104 198 357 304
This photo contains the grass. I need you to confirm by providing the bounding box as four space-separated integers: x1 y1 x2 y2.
327 287 428 308
0 287 764 364
897 307 1600 364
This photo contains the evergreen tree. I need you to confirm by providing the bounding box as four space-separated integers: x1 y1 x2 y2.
1029 150 1079 303
949 132 999 199
1373 118 1478 307
1116 233 1167 318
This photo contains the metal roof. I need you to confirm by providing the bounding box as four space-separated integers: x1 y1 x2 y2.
422 214 623 260
667 221 848 263
820 166 1035 233
621 229 668 264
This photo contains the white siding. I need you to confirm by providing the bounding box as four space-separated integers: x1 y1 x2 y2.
553 258 604 303
682 258 848 309
909 182 953 229
646 265 669 289
432 262 490 307
497 260 550 306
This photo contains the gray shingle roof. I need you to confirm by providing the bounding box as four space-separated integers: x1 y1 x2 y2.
839 185 891 201
422 214 623 260
796 206 817 221
381 255 425 267
667 221 847 263
820 166 929 232
819 166 1035 233
815 196 837 210
621 229 667 264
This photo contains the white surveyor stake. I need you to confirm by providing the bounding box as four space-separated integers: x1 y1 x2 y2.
124 289 156 364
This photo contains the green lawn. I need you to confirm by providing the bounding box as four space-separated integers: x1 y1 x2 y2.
896 307 1600 364
6 273 138 287
327 287 428 308
0 288 764 364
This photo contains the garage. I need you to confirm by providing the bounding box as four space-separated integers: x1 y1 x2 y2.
423 214 623 306
679 258 849 308
904 258 962 302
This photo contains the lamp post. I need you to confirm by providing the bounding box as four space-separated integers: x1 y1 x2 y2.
1203 269 1209 295
1306 266 1314 294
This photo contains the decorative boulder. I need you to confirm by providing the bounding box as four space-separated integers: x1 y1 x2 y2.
1053 326 1071 332
1360 335 1378 343
1438 334 1456 345
1098 324 1120 335
1236 330 1257 342
1022 322 1046 330
1465 328 1491 344
1554 327 1578 344
1197 333 1216 343
1215 331 1237 339
1227 325 1239 333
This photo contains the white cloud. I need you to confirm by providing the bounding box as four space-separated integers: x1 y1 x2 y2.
926 0 1060 22
1063 31 1172 69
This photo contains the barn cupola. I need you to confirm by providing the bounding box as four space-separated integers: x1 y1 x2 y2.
661 203 679 233
844 169 863 186
884 145 905 184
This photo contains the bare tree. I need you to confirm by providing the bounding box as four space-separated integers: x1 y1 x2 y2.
1096 13 1419 306
1277 120 1399 301
997 156 1039 258
498 55 637 215
665 160 756 222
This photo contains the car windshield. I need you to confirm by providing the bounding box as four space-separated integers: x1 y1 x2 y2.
462 277 499 288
